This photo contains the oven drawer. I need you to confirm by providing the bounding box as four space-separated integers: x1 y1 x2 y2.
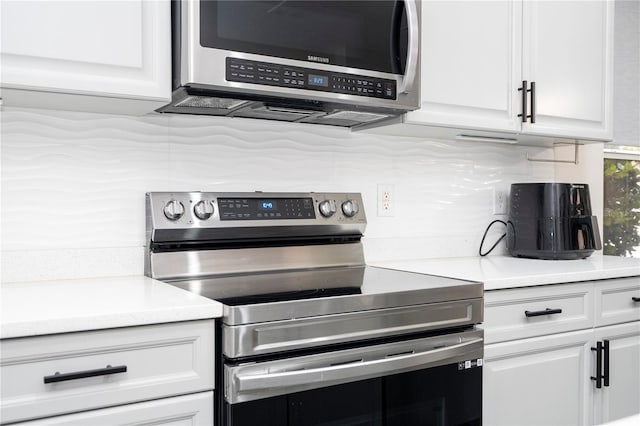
483 283 594 344
595 276 640 327
0 320 215 424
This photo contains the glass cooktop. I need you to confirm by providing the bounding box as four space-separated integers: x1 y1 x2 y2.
166 266 482 326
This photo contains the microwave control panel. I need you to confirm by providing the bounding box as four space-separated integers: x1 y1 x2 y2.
226 58 396 100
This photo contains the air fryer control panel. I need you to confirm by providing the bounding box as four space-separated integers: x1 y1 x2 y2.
226 58 396 100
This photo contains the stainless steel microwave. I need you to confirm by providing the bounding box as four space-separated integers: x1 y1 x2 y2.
158 0 420 127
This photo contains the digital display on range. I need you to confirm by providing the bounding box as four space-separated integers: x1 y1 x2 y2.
218 197 315 220
259 200 276 210
308 74 329 87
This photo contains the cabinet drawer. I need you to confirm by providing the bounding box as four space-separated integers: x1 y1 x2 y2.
483 283 594 344
12 391 214 425
0 320 214 424
595 277 640 327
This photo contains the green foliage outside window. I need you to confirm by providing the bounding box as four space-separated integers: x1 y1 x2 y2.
603 158 640 256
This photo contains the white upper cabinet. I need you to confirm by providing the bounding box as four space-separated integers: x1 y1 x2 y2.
521 0 613 140
365 0 614 144
0 0 171 115
408 0 522 134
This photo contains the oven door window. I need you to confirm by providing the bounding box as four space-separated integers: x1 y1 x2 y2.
225 363 481 426
200 1 408 74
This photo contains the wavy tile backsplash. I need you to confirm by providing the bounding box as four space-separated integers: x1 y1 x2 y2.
1 107 554 282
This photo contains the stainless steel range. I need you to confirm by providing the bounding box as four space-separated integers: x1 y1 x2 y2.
145 191 483 426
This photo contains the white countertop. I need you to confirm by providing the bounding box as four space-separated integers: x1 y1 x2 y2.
371 254 640 290
1 276 223 339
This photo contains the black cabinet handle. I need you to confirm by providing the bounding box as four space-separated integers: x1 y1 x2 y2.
44 365 127 384
591 341 603 389
529 81 536 123
518 80 528 123
524 308 563 317
632 297 640 303
603 340 610 387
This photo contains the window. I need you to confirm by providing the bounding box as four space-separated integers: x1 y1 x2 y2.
603 147 640 258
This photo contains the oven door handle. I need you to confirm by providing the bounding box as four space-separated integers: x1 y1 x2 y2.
233 337 482 394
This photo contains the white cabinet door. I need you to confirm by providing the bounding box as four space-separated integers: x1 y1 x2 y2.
372 0 614 143
593 322 640 424
406 1 521 133
521 0 613 140
14 391 214 425
1 321 215 424
594 277 640 327
483 329 593 426
0 0 171 114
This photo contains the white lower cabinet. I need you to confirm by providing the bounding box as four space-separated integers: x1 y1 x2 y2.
483 330 593 425
483 278 640 426
0 320 215 425
593 322 640 424
12 391 214 426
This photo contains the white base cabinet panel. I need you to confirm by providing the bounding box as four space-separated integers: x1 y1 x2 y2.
595 277 640 327
593 322 640 424
1 320 215 424
483 278 640 426
483 330 593 426
12 391 214 426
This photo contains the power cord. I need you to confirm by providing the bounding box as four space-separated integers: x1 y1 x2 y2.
479 220 507 256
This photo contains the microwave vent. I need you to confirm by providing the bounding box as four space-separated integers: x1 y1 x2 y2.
323 111 391 123
175 96 248 110
304 110 392 126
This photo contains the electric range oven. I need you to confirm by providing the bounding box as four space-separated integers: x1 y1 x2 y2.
145 191 483 426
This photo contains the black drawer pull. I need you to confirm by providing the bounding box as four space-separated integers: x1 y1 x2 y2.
44 365 127 384
591 341 603 389
524 308 563 317
603 340 610 387
529 81 536 123
632 297 640 303
517 80 528 123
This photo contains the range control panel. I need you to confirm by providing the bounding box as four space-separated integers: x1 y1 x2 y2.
218 197 315 221
226 58 396 100
147 192 366 229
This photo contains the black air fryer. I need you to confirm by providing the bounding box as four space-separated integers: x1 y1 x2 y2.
506 183 602 260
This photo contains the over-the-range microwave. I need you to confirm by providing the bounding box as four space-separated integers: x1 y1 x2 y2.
158 0 420 128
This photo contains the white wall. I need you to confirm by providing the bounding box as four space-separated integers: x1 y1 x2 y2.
1 107 555 282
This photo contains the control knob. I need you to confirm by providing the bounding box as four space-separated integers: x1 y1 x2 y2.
163 199 185 221
341 200 359 217
194 200 215 220
318 199 337 218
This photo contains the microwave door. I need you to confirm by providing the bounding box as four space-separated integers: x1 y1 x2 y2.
199 1 414 76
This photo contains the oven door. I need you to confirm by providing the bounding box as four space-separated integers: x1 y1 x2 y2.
223 328 483 426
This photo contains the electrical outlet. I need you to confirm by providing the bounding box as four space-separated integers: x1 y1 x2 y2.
493 188 508 215
377 184 394 217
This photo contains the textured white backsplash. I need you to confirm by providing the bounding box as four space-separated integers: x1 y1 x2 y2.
1 107 554 282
